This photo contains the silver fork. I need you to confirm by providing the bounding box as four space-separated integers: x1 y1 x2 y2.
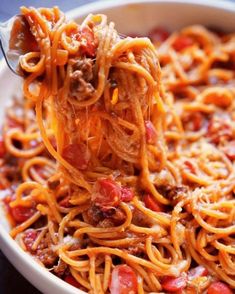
0 15 30 76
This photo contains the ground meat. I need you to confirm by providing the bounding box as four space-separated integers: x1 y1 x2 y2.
105 207 126 226
5 153 19 166
33 217 47 229
87 204 126 227
23 230 57 268
37 247 57 267
86 204 104 225
132 208 154 227
158 185 189 208
158 185 188 201
69 242 81 251
23 229 39 252
53 259 68 277
126 246 144 257
98 218 115 228
36 233 57 267
70 58 94 101
47 178 60 190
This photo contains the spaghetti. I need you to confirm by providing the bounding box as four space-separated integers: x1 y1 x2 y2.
0 6 234 294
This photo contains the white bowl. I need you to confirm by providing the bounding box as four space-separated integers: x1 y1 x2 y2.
1 0 235 293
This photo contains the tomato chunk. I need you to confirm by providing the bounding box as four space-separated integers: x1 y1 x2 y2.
120 187 134 202
207 282 233 294
23 229 38 251
143 194 162 212
148 27 170 43
80 25 97 57
10 205 36 223
222 141 235 160
172 36 194 51
145 120 157 144
109 265 138 294
92 178 121 211
62 143 90 170
188 266 208 280
65 275 80 288
0 137 6 158
162 275 187 292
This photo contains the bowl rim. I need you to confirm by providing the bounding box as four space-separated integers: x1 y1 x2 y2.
66 0 235 19
0 0 235 293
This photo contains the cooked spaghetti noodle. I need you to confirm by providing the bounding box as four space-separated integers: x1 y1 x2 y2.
1 6 234 294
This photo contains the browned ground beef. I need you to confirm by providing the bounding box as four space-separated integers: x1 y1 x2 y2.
70 58 94 100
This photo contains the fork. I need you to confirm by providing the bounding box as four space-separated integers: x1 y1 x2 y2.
0 15 30 76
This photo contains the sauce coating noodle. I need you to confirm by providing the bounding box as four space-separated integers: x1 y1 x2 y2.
1 6 235 294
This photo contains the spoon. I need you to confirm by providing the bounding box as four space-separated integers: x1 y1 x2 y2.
0 15 35 76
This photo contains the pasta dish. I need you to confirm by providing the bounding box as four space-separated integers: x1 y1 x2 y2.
1 6 234 294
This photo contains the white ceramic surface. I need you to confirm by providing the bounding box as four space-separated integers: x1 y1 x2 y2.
1 1 235 293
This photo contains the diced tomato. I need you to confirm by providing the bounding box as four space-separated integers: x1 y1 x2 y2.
207 116 233 144
10 205 36 223
0 137 5 158
148 27 170 43
145 120 157 144
188 266 208 280
92 178 121 211
172 36 194 51
207 282 233 294
62 143 91 170
120 187 134 202
162 275 187 292
65 275 80 288
184 160 196 174
80 25 97 57
109 265 138 294
143 194 162 212
59 196 72 208
222 141 235 160
23 229 38 251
